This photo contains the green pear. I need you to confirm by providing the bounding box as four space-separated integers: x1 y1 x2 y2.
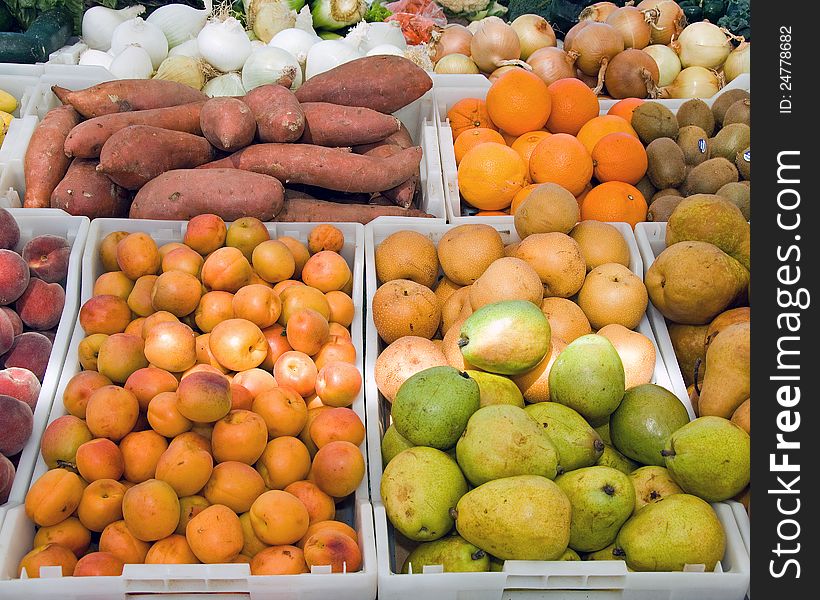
662 416 750 502
609 384 691 466
381 447 468 541
584 544 619 561
455 475 571 560
382 424 415 466
466 370 525 408
401 535 490 574
525 402 605 472
597 444 640 474
456 405 559 485
614 494 726 571
560 548 581 561
630 466 684 512
549 334 625 424
556 466 635 552
595 422 612 445
391 366 480 450
459 300 551 375
698 322 750 418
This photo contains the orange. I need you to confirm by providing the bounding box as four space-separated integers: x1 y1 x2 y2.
576 183 594 209
591 132 648 185
576 115 639 155
510 131 552 174
580 182 648 228
476 211 509 216
453 128 506 164
510 184 541 214
607 98 645 123
528 133 593 197
457 142 529 211
447 98 496 141
545 78 600 135
499 130 519 146
485 69 552 137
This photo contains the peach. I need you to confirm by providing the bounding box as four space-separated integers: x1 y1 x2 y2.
33 517 91 557
18 544 78 578
309 407 364 449
117 232 161 280
124 366 178 412
249 490 309 546
272 279 304 297
0 208 20 250
120 430 169 483
226 217 271 261
99 231 129 272
302 251 351 293
311 441 365 498
25 468 85 526
0 249 30 305
100 520 151 564
284 481 335 524
186 504 244 563
252 387 308 439
0 309 14 355
184 214 227 255
145 534 200 564
313 339 357 371
212 410 268 464
141 310 180 339
279 285 330 325
40 414 92 468
97 333 149 384
260 324 293 370
303 530 362 573
80 294 132 335
74 551 125 576
155 440 214 497
176 371 232 423
158 242 187 261
274 351 317 398
0 366 41 410
77 333 107 371
233 284 282 329
0 453 14 503
230 383 255 411
93 271 135 300
151 270 202 317
2 332 52 381
162 245 204 277
144 321 197 373
325 291 354 328
315 362 361 408
0 395 33 457
76 438 125 482
286 308 329 356
232 368 276 399
127 275 160 317
203 461 266 513
77 478 126 532
122 479 181 541
86 385 139 441
124 316 146 337
252 240 296 284
256 436 311 490
201 247 252 292
209 318 268 371
299 406 332 457
297 520 357 549
22 234 70 283
194 291 235 332
176 495 210 535
251 545 309 575
63 371 112 418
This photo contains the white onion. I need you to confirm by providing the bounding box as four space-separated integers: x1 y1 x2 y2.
198 17 253 73
305 39 362 80
242 46 302 91
433 25 472 63
723 42 750 83
269 28 321 68
510 14 557 61
110 17 169 70
168 38 201 60
434 53 480 74
345 21 406 53
661 66 722 99
470 16 524 73
203 72 246 97
254 2 297 43
367 44 405 57
109 45 154 79
145 3 211 48
675 22 733 69
82 5 145 52
78 49 114 70
643 44 681 86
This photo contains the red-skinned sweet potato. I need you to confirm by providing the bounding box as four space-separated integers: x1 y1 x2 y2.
277 197 434 223
50 159 131 218
243 84 304 143
299 103 401 147
52 80 207 119
353 123 414 154
363 144 418 209
23 105 81 208
200 97 256 152
129 169 284 221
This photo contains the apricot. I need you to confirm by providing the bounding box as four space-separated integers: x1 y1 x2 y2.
279 285 330 325
176 371 232 423
252 240 296 284
278 236 310 278
33 517 91 557
251 545 309 575
297 520 357 549
127 275 159 317
124 317 146 337
193 336 230 374
324 291 355 328
86 385 139 441
255 436 311 490
77 478 126 532
249 490 310 546
302 251 351 293
147 391 192 437
239 512 269 558
194 291 235 333
259 324 293 371
76 438 125 482
40 414 92 469
74 551 125 576
209 318 268 372
233 284 282 329
232 368 277 399
97 333 149 384
177 495 211 535
25 468 85 526
226 217 271 261
79 295 132 335
184 214 227 255
120 430 169 483
299 406 333 457
327 322 351 342
284 481 335 524
303 530 362 573
172 431 212 453
125 366 179 412
162 245 204 277
144 321 197 373
77 334 107 371
186 504 244 564
286 308 329 357
315 362 362 408
211 410 268 465
151 270 202 317
99 520 151 564
145 534 200 564
252 386 307 439
183 364 227 381
230 383 255 411
99 231 129 272
117 232 161 280
203 461 266 513
155 440 214 497
122 479 181 541
18 543 77 578
141 310 180 339
313 339 357 371
93 271 135 300
272 279 304 297
311 441 365 498
273 351 317 398
201 247 252 293
309 407 365 449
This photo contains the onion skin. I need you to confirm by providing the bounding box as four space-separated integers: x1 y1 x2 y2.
527 47 577 87
489 65 523 83
723 42 750 83
576 69 600 90
470 17 523 73
638 0 687 46
434 24 473 63
565 21 624 77
660 66 721 99
604 49 660 99
434 53 480 74
674 22 732 69
606 6 652 50
644 44 682 86
563 20 591 50
511 14 557 61
579 2 619 22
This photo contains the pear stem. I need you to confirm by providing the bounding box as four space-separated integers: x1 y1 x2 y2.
449 507 459 520
612 547 626 558
472 549 486 561
660 449 675 458
457 337 469 348
693 358 703 396
594 439 605 452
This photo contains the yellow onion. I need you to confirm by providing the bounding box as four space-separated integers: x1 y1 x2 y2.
579 2 619 22
470 16 526 73
674 22 733 69
565 21 624 76
510 14 556 61
661 66 722 99
643 43 682 86
604 48 660 98
153 55 205 90
489 65 523 83
723 41 750 83
434 53 480 74
606 6 652 49
527 47 577 86
638 0 687 45
433 24 472 63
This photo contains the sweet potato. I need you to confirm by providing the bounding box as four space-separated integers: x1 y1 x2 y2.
129 169 284 221
23 105 81 208
97 125 216 190
354 123 414 153
295 56 432 114
50 159 131 218
299 103 401 147
64 101 206 159
243 84 304 143
200 97 256 152
52 79 207 119
363 144 418 209
199 144 422 194
277 197 434 224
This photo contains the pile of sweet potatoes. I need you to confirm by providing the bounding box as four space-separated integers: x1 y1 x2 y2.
23 55 434 224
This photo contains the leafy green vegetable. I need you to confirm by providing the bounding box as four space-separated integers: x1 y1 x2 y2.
718 0 749 40
364 0 391 22
507 0 623 37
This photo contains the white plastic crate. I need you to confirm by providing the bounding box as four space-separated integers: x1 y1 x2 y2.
0 116 38 208
0 209 90 531
728 500 750 599
598 74 751 114
0 218 377 599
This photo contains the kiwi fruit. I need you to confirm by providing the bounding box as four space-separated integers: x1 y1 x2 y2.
712 89 750 125
736 147 750 180
635 176 657 202
647 195 686 222
631 102 679 144
646 137 687 189
677 125 712 166
717 182 750 220
723 99 750 127
677 98 715 136
651 188 681 203
683 157 739 196
711 123 751 161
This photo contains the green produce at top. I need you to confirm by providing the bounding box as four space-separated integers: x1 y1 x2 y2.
312 0 368 31
459 300 551 375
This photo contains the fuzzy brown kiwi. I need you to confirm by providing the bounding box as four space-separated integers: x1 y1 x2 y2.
651 188 681 203
646 138 687 189
683 157 739 195
723 99 750 127
647 195 686 222
711 123 750 161
631 102 679 144
711 89 750 125
736 147 750 180
676 99 715 137
717 182 750 220
677 125 712 166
